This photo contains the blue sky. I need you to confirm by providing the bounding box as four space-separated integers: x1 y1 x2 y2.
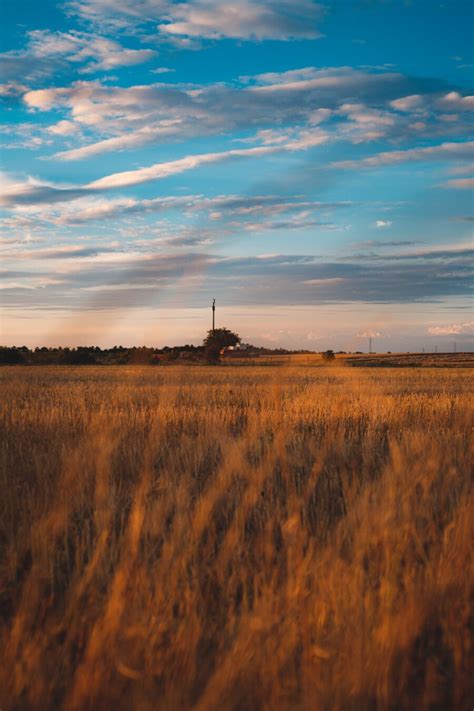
1 0 473 350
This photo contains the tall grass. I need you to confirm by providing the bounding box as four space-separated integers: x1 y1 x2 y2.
1 364 472 710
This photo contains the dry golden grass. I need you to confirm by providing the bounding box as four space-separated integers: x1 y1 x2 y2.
0 363 473 710
344 352 474 369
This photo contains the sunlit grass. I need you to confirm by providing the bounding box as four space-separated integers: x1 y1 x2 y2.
1 364 472 709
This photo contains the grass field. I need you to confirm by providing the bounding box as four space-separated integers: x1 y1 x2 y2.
1 362 473 710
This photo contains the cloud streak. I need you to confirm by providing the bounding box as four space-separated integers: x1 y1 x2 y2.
332 141 474 170
428 322 474 336
19 66 467 162
86 137 329 190
0 30 156 82
2 247 472 310
65 0 325 40
442 177 474 189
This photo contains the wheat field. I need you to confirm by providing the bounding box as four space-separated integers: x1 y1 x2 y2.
1 362 473 710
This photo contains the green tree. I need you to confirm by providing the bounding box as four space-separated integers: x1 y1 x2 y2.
0 347 25 364
203 328 241 350
322 349 335 362
203 327 241 363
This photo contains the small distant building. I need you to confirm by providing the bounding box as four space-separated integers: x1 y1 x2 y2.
220 343 258 358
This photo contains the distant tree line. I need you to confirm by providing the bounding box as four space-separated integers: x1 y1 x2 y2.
0 329 346 366
0 344 203 366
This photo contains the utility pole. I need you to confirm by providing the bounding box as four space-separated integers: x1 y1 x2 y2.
369 336 372 354
212 299 215 333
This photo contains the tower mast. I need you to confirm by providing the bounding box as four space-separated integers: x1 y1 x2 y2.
212 299 215 332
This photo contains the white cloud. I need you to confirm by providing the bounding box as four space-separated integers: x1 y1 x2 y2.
150 67 175 74
85 132 330 190
1 173 353 228
442 177 474 189
390 94 424 112
428 322 474 336
437 91 474 111
308 108 333 124
391 92 474 115
85 146 272 189
20 67 472 161
24 80 301 158
2 246 472 315
0 82 28 97
246 66 327 85
340 103 394 127
64 0 169 27
52 121 182 160
0 30 156 81
21 70 357 157
438 114 460 123
336 102 396 143
9 193 196 225
303 277 345 285
27 30 156 73
249 66 402 93
332 141 474 170
46 197 139 224
160 1 324 40
47 120 80 136
375 220 392 228
357 329 382 338
65 0 325 40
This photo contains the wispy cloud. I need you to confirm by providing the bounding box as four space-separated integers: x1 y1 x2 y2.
353 239 419 249
357 329 382 338
428 321 474 336
85 136 329 189
159 0 325 40
436 91 474 111
332 141 474 170
2 244 472 310
0 30 156 81
26 30 156 73
0 136 331 207
441 177 474 189
65 0 326 40
18 66 472 163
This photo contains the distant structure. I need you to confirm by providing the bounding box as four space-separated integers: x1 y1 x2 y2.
212 299 216 332
369 336 374 354
220 343 257 359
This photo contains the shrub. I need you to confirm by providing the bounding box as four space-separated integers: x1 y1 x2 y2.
322 349 335 362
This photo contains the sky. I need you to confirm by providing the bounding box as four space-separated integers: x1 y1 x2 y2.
0 0 473 351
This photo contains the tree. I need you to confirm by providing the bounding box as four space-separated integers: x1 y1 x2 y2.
62 348 97 365
0 347 25 365
202 327 241 364
203 328 240 350
322 349 335 362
